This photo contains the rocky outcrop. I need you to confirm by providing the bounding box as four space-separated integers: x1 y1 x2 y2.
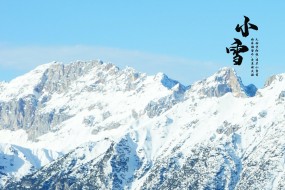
188 67 257 97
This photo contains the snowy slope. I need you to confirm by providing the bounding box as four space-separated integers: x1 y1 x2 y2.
0 60 285 189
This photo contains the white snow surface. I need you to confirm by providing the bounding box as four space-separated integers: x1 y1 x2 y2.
0 60 284 189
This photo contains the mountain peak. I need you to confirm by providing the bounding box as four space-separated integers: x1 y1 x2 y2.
154 72 184 90
210 67 237 82
189 67 257 97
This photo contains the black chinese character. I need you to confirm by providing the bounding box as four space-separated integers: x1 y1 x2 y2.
235 16 258 37
226 38 249 65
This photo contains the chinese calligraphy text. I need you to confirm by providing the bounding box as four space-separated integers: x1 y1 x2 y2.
226 16 259 75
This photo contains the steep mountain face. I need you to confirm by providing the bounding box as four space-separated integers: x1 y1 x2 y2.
188 67 257 97
0 143 61 187
0 61 185 140
0 61 285 190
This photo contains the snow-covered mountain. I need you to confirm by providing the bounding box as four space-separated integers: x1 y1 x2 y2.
0 60 285 189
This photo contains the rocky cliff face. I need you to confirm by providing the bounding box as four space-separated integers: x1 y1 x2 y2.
0 63 253 140
188 67 257 98
0 61 284 190
0 60 177 140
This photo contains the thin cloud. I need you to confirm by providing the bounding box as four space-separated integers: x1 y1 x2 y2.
0 45 222 85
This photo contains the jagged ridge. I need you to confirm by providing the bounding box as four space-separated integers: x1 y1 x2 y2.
0 61 285 189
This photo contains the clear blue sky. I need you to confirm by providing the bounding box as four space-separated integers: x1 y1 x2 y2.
0 0 284 88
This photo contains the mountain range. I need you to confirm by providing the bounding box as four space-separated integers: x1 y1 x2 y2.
0 60 284 190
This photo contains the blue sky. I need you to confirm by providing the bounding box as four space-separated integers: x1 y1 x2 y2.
0 1 284 88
